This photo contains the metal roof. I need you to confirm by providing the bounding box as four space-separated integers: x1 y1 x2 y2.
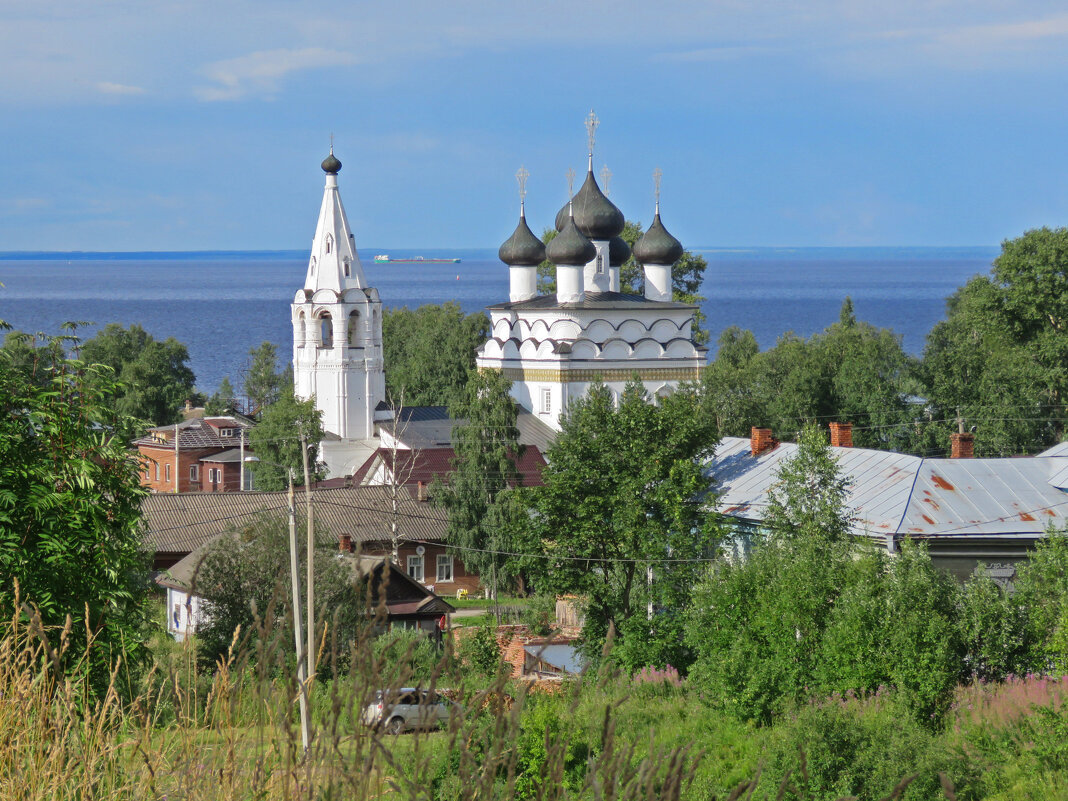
1037 441 1068 457
142 484 448 555
708 436 1068 541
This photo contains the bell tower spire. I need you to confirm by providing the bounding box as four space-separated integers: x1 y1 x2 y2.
292 147 385 476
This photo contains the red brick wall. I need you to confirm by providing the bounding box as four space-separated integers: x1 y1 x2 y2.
138 445 218 493
199 461 242 492
381 542 480 597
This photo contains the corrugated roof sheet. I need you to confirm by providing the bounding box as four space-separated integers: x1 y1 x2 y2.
708 436 1068 541
142 484 448 555
382 406 555 453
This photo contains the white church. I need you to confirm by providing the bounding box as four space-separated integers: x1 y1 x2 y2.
293 115 706 477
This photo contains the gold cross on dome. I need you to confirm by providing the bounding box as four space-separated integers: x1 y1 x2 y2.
654 167 663 207
600 164 612 197
566 167 575 199
585 109 599 155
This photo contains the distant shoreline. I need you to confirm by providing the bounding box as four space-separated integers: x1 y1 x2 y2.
0 245 999 262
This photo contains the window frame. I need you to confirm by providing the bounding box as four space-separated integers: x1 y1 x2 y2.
407 555 424 583
190 464 199 482
165 463 171 483
541 388 551 414
436 554 454 583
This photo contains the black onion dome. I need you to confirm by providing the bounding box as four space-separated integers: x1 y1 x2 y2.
633 212 683 265
553 170 624 239
499 213 546 266
608 236 631 266
321 151 342 174
546 212 596 266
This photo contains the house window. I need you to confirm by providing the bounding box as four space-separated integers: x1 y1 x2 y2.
541 388 551 414
407 555 424 583
190 464 199 482
218 428 234 438
154 462 159 481
208 468 221 484
436 555 454 583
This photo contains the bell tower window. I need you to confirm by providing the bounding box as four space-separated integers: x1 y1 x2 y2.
348 310 360 347
343 259 351 277
319 313 333 348
325 234 333 254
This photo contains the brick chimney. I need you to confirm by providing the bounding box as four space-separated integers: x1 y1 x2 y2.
750 427 777 456
829 422 853 448
417 480 428 502
950 432 974 459
339 533 354 553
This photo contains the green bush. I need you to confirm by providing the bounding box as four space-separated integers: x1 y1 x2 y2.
457 624 502 676
762 693 947 800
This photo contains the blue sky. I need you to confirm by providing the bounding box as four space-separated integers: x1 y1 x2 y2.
3 1 1068 250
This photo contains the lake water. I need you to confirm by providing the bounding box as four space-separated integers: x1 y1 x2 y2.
0 247 998 395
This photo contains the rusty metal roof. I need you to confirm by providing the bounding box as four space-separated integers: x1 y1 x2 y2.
708 436 1068 541
142 484 448 555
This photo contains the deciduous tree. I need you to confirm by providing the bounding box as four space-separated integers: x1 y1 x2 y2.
247 388 325 490
530 379 720 669
0 334 151 695
382 302 489 407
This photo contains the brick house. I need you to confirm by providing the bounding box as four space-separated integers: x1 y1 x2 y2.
134 415 254 493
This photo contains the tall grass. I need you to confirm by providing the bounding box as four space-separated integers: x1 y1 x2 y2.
0 596 706 801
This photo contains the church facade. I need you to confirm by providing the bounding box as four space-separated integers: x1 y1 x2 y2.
476 115 707 430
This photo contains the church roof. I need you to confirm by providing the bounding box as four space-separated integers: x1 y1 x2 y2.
499 211 546 266
487 291 696 312
554 169 624 240
634 211 684 265
546 212 596 266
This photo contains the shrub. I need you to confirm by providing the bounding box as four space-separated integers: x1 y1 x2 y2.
457 623 502 676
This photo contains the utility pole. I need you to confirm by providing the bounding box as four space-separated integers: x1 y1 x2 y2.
287 471 311 752
173 423 179 493
300 430 315 685
239 428 245 491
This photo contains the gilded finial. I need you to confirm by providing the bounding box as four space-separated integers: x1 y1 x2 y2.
566 167 576 200
330 132 334 155
585 109 599 157
653 167 663 213
516 166 529 214
600 164 612 197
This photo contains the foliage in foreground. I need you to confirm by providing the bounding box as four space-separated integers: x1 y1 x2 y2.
8 602 1068 800
0 338 151 695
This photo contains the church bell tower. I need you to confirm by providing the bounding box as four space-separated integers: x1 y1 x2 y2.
291 148 385 475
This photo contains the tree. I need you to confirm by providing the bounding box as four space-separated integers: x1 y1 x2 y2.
246 388 325 490
0 335 151 695
243 342 287 413
537 221 710 344
686 423 854 722
435 369 525 605
382 302 489 407
79 323 195 426
765 423 854 543
193 513 367 671
702 301 914 451
530 379 720 668
205 376 237 415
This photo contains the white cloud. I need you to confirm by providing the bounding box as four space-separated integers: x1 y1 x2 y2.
96 81 145 95
195 47 358 101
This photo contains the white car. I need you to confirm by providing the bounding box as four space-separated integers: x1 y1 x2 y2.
361 688 452 734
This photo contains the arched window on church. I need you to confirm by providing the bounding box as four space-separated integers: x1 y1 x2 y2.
310 256 316 275
348 310 360 347
325 234 333 255
655 385 673 405
343 259 351 277
320 313 333 348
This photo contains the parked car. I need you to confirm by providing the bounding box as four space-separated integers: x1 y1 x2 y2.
360 688 452 734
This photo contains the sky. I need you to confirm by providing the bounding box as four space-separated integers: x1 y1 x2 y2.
3 1 1068 250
